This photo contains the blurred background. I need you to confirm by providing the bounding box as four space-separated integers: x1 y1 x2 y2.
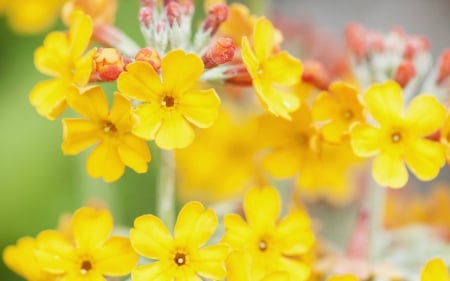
1 0 449 280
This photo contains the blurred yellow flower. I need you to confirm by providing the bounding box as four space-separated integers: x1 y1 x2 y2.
29 10 95 120
421 258 450 281
441 112 450 164
62 86 151 182
312 81 365 143
62 0 117 27
130 201 229 281
118 50 221 149
222 186 315 281
3 237 57 281
327 274 359 281
350 81 446 188
219 3 257 46
241 17 302 120
1 0 65 34
34 207 138 281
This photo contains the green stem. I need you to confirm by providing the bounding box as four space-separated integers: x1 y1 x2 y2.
156 149 176 229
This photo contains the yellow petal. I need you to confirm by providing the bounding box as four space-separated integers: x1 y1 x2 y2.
108 93 134 132
278 257 311 281
327 274 360 281
66 85 108 120
244 186 281 230
178 89 221 128
34 31 70 77
117 134 151 173
322 122 346 143
7 0 60 34
132 262 174 281
71 207 113 251
155 113 195 150
364 81 404 126
263 149 301 178
130 214 172 259
312 91 337 121
405 95 446 136
29 78 70 120
133 103 164 140
421 258 450 281
277 211 314 255
225 251 250 281
73 47 95 85
174 202 218 248
62 119 100 155
264 51 302 86
241 36 259 79
350 123 382 157
253 18 274 62
222 214 253 247
258 85 300 120
86 140 124 182
34 230 74 274
372 153 408 188
69 10 93 59
404 139 445 181
94 236 138 276
161 50 204 96
117 61 163 102
191 244 229 280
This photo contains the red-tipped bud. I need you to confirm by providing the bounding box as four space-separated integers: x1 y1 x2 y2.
165 1 182 27
141 0 156 7
367 32 384 52
345 23 367 61
436 49 450 85
181 0 194 15
224 64 252 86
139 6 153 28
302 60 330 90
135 47 162 71
91 48 124 81
203 3 228 35
394 60 416 88
202 37 235 69
403 36 430 60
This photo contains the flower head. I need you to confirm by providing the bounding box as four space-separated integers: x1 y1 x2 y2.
62 86 151 182
241 17 303 120
34 207 138 281
222 186 315 280
30 10 95 119
350 80 446 188
118 49 221 149
421 258 450 281
130 201 229 281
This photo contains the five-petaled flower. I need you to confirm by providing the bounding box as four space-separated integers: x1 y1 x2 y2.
62 85 151 182
118 49 221 150
351 80 446 188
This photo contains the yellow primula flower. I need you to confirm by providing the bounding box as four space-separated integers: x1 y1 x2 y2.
241 17 303 120
312 81 365 143
130 201 229 281
62 86 151 182
30 10 95 120
118 50 221 150
421 258 450 281
327 274 360 281
222 186 315 281
218 3 257 46
350 80 446 188
34 207 138 281
3 237 57 281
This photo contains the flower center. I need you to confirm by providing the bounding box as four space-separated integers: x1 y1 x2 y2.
162 95 175 107
103 121 117 134
391 132 401 143
80 260 92 275
174 252 187 266
258 239 268 251
343 110 353 120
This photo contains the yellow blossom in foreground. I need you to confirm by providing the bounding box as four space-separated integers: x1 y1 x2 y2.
222 186 315 281
130 201 229 281
312 81 365 143
3 237 57 281
421 258 450 281
350 80 446 188
30 10 95 120
62 86 151 182
242 18 302 120
34 207 138 281
118 50 221 149
327 274 359 281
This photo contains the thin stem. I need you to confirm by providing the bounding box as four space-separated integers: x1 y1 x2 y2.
156 149 176 229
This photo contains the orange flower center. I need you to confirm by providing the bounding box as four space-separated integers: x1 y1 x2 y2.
174 252 187 266
103 121 117 134
80 260 92 275
342 110 353 120
391 132 402 143
162 95 175 107
258 239 268 251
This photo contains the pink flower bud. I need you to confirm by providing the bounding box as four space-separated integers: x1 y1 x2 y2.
394 60 416 88
202 37 235 68
203 3 228 35
135 47 162 71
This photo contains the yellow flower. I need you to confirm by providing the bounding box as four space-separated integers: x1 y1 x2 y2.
62 0 117 27
441 112 450 164
327 274 359 281
117 50 221 149
241 18 303 120
34 207 138 281
312 81 365 143
3 237 57 281
421 258 450 281
350 80 446 188
222 186 315 281
130 201 229 281
62 86 151 182
30 10 95 120
218 3 257 46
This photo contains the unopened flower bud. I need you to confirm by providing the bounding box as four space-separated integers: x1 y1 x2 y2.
202 37 235 69
436 49 450 85
135 47 161 71
139 6 153 28
165 1 182 27
181 0 194 15
403 36 430 60
302 60 330 90
394 60 416 88
141 0 156 7
92 48 124 81
345 23 367 61
203 3 228 35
